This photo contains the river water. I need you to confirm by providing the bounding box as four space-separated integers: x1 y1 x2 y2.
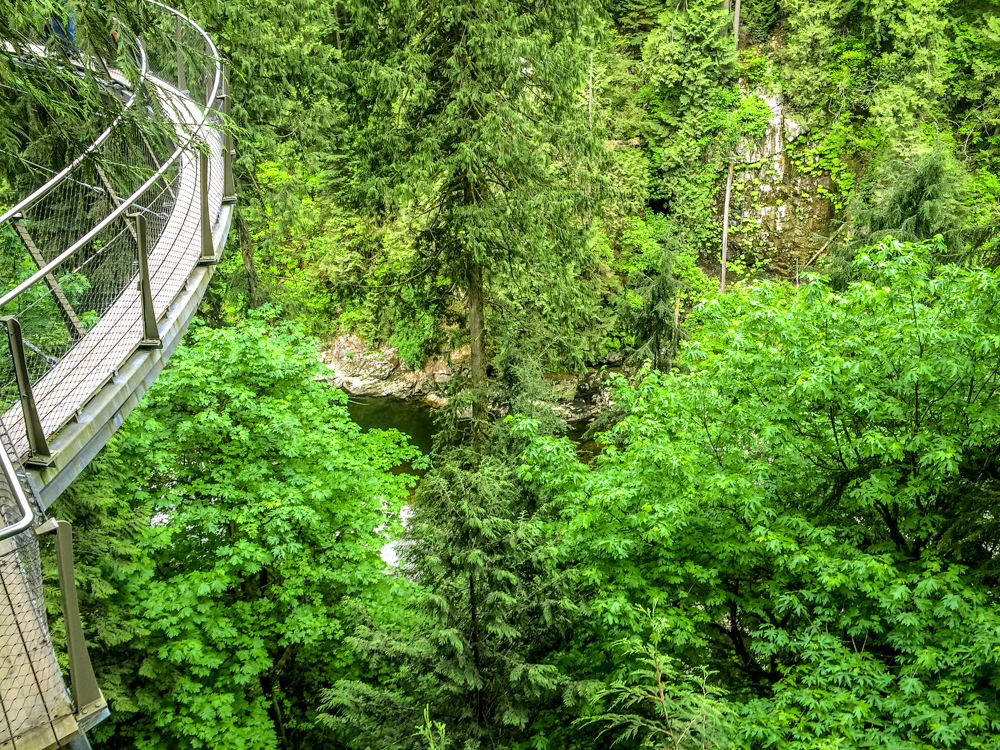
346 395 438 455
345 395 598 466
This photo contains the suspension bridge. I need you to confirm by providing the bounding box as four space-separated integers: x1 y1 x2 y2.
0 3 234 747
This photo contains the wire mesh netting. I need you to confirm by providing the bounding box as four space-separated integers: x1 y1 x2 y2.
0 3 228 743
0 424 73 748
0 0 227 459
0 18 147 217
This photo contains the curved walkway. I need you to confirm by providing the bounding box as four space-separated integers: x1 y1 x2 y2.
0 4 234 747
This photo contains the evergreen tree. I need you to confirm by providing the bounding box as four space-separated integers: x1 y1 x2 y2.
335 0 604 443
322 387 586 750
831 146 999 284
0 1 142 182
172 0 342 314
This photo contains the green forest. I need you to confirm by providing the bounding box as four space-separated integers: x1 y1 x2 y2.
5 0 1000 746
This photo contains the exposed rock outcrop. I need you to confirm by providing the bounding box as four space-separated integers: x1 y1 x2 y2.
727 84 837 278
319 334 614 418
319 334 464 402
735 86 806 171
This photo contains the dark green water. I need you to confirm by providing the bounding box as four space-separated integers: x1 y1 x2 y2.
345 394 598 465
346 396 438 455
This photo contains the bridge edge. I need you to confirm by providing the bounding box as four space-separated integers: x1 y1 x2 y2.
26 203 235 510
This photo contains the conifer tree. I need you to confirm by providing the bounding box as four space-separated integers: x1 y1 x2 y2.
0 1 142 181
322 376 584 750
335 0 603 444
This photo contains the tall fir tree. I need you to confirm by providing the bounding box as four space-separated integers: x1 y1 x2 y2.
335 0 604 444
322 368 586 750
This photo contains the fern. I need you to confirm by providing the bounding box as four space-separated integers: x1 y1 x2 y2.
742 0 778 43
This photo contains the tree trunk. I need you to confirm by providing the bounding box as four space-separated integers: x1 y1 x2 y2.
237 209 260 304
468 261 487 448
720 1 740 294
720 163 733 293
260 674 291 750
332 6 342 51
671 296 681 362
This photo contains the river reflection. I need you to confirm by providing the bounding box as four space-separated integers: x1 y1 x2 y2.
345 394 600 473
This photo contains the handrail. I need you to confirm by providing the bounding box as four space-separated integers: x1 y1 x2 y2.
0 437 33 542
0 18 150 544
0 0 223 311
0 25 149 226
0 0 224 537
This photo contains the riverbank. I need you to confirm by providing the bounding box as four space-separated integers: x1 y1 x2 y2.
319 333 616 421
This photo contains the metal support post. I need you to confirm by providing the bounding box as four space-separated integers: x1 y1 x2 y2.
198 151 217 265
1 317 54 467
12 217 87 339
35 519 108 732
134 214 161 349
222 68 237 204
176 16 186 93
205 40 213 106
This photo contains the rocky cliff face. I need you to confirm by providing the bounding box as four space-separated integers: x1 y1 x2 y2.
727 85 837 279
319 334 614 419
319 334 465 404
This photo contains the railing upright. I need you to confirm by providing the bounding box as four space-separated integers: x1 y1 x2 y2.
222 67 237 204
35 519 107 729
135 214 162 348
176 15 186 92
198 150 217 264
2 319 54 467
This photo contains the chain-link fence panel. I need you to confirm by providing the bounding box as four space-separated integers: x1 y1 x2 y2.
0 423 72 748
0 0 225 459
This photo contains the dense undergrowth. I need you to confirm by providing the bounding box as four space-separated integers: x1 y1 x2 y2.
193 0 1000 372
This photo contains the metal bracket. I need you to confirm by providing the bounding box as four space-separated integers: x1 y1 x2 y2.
198 151 219 265
1 317 55 467
35 520 106 724
134 214 162 349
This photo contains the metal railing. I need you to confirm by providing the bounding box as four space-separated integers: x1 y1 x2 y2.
0 20 148 231
0 0 232 495
0 3 233 746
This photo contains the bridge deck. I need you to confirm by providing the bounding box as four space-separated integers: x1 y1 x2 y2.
0 5 231 746
0 533 75 750
1 80 225 458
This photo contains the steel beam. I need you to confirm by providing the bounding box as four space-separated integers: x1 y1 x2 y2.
138 129 176 202
2 318 54 467
205 40 213 106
